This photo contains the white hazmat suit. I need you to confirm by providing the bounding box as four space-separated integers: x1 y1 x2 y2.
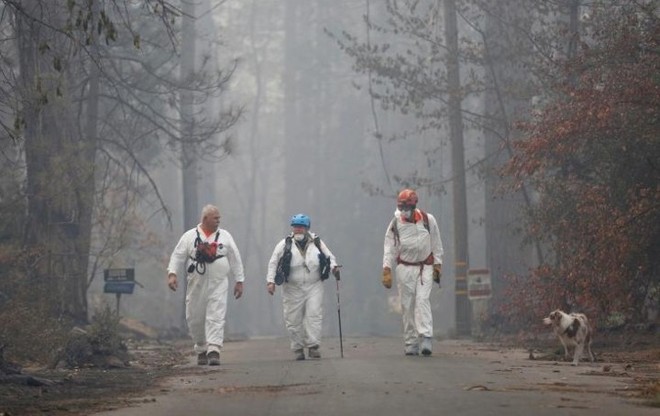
383 209 443 350
168 225 245 354
266 232 337 351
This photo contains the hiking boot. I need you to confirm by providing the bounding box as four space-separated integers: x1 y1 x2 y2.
294 349 305 361
404 344 419 356
197 352 208 365
207 351 221 366
308 346 321 359
420 337 433 356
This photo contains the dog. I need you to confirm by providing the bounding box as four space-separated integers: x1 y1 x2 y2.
543 309 595 366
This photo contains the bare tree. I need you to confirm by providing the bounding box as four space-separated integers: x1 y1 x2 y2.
1 0 241 322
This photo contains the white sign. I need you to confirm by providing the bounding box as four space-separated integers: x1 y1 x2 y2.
467 269 492 300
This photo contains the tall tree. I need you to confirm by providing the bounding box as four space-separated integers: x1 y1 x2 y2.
443 0 471 335
503 1 659 324
2 0 240 323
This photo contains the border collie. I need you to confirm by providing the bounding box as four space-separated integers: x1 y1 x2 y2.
543 309 595 366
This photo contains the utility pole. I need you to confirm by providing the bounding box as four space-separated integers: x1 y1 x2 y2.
179 0 198 329
443 0 471 336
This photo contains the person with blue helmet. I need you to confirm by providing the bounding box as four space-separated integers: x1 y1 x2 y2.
266 213 339 360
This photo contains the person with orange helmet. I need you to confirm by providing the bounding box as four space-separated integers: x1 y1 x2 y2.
382 189 444 356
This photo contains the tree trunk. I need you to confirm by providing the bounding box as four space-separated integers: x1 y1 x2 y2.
443 0 471 336
180 0 199 230
18 1 93 322
483 1 542 300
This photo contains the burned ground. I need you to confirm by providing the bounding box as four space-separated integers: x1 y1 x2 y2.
0 330 657 415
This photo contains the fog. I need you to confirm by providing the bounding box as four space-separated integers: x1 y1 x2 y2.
84 0 531 340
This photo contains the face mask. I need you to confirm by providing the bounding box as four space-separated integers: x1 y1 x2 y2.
294 233 306 242
400 209 412 219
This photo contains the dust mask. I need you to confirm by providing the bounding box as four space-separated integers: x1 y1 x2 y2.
294 233 306 242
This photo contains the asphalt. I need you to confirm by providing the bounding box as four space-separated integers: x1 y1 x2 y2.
93 336 657 416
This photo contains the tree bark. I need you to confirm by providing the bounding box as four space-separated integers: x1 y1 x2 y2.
444 0 471 336
18 1 92 322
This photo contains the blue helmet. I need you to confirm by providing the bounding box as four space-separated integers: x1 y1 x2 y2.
290 213 311 228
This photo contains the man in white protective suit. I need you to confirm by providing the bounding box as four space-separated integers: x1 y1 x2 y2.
266 214 339 361
382 189 443 356
167 204 245 366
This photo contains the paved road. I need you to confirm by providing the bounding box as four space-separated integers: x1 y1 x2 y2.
94 337 655 416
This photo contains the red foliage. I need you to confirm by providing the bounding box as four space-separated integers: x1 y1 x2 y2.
501 6 660 327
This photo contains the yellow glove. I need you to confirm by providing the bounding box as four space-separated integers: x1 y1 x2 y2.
433 264 442 285
382 267 392 289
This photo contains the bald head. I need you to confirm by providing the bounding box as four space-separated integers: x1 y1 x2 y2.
200 205 221 232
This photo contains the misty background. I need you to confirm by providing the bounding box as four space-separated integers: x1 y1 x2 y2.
2 0 656 348
92 0 466 339
85 0 517 340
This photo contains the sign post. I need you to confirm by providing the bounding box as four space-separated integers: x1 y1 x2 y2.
103 268 136 316
467 269 492 337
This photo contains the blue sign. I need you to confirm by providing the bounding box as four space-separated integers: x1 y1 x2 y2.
104 281 135 294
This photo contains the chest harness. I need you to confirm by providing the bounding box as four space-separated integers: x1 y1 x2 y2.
188 229 225 275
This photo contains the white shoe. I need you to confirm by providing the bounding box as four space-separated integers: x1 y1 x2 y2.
420 337 433 356
404 344 419 356
308 346 321 359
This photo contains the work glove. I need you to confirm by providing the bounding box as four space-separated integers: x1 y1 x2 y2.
433 264 442 286
382 267 392 289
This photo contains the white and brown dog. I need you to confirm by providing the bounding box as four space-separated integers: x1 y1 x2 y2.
543 309 595 366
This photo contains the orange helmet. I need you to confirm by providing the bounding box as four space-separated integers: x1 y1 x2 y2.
397 189 418 206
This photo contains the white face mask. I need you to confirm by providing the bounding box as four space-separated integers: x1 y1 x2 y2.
400 209 412 219
293 233 306 242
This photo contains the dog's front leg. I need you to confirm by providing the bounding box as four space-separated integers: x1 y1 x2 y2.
559 337 570 360
586 340 595 362
572 342 584 366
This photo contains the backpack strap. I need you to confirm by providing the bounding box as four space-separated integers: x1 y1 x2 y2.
194 229 220 246
313 236 323 254
390 210 429 246
389 218 400 246
420 210 429 232
194 229 202 248
274 236 293 285
314 236 332 281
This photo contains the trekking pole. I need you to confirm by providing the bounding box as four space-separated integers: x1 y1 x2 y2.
333 265 344 358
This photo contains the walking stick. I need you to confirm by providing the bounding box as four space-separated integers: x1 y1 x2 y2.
333 265 344 358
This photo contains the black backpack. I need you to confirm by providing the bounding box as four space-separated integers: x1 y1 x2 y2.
274 235 330 285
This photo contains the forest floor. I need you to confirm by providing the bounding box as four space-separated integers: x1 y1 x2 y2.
0 330 658 415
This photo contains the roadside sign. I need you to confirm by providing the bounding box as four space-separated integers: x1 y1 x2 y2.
103 268 138 315
467 269 492 300
103 281 135 294
104 268 136 294
104 268 135 282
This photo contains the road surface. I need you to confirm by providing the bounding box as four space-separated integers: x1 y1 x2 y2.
94 336 655 416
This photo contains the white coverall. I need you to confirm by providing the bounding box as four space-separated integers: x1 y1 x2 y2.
167 225 245 354
383 209 443 347
266 233 337 351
